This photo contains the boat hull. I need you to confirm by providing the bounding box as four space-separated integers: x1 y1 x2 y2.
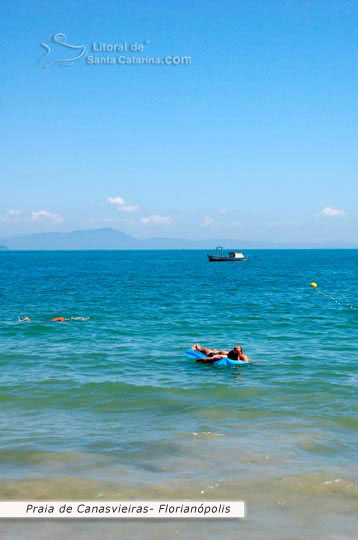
207 255 248 262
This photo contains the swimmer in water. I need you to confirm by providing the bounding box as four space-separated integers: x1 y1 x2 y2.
227 344 249 362
50 316 88 322
191 344 229 356
192 343 249 363
191 343 229 363
19 316 31 322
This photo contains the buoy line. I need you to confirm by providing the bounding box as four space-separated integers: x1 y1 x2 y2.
310 282 355 310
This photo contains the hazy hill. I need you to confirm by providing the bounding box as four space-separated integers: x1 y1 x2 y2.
0 228 357 250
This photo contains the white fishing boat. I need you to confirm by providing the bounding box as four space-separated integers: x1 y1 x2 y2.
207 246 248 262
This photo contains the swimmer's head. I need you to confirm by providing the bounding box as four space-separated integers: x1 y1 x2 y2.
228 346 241 360
23 316 30 322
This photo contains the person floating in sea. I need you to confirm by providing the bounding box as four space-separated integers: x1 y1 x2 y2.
19 315 87 323
191 343 249 363
227 345 249 362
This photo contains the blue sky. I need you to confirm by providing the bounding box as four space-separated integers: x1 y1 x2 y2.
1 0 357 242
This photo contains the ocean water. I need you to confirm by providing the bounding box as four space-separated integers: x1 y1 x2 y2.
0 249 357 540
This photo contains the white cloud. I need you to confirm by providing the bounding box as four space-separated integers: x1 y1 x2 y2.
141 214 173 226
318 206 346 217
201 216 214 227
107 196 125 206
107 196 139 213
31 210 63 223
0 209 24 222
218 208 227 215
0 209 63 224
8 209 22 218
120 204 139 213
231 221 241 228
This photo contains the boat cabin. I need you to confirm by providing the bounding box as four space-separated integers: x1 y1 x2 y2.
228 252 246 259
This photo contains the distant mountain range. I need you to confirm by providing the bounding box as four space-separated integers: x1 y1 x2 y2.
0 228 357 250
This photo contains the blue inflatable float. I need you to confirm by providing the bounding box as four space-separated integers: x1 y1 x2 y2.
186 349 248 367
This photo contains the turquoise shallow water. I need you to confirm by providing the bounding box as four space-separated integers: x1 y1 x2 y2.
0 250 357 540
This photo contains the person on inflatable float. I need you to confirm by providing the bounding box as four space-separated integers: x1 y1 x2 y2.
191 344 249 363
